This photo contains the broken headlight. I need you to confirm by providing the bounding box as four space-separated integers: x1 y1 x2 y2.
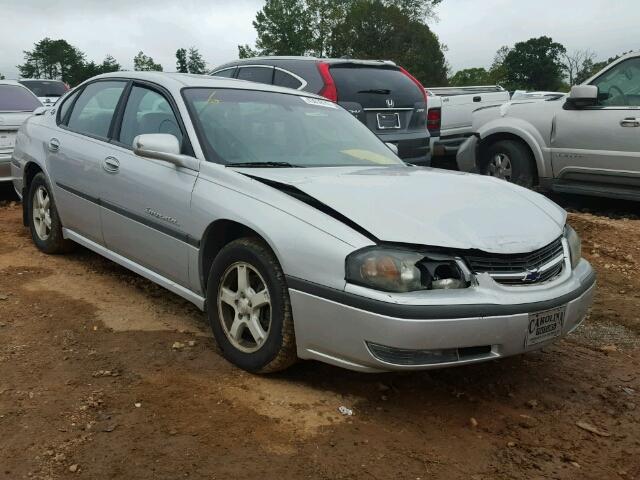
345 247 472 293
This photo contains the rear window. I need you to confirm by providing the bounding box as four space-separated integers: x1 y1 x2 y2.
0 85 42 112
237 67 273 85
330 66 423 107
19 80 67 97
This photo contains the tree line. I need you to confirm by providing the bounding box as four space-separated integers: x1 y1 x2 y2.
6 1 631 92
13 38 208 87
449 37 630 91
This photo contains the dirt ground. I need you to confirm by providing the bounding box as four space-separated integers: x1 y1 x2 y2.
1 189 639 480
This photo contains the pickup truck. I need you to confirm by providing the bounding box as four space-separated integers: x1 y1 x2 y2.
425 86 510 163
457 52 640 201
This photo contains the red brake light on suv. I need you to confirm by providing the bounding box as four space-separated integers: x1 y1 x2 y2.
427 107 441 132
317 62 338 102
398 66 427 104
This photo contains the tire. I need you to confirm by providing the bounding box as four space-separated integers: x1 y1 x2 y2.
27 172 74 254
483 140 536 188
206 237 297 373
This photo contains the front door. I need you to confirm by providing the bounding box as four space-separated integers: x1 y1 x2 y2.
98 83 199 287
552 56 640 189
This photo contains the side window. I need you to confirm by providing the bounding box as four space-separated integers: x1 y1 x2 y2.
67 81 126 138
236 66 274 85
57 89 81 125
212 68 236 78
118 86 183 149
273 69 303 89
592 57 640 107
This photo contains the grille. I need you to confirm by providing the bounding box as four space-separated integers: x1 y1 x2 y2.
465 238 565 286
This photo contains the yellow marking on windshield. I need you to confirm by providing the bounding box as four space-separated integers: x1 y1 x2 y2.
341 149 396 164
207 91 221 104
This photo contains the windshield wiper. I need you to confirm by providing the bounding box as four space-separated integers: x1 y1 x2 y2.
357 89 391 94
225 161 302 168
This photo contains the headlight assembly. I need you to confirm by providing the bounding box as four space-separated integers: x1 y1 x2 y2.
345 247 472 293
564 224 582 269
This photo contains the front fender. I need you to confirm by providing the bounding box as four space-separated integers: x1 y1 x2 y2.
477 117 552 179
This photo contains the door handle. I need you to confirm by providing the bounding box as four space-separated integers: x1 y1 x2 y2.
473 96 482 102
620 117 640 127
48 138 60 152
103 156 120 173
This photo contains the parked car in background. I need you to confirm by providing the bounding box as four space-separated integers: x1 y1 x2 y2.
19 79 69 107
211 57 430 165
11 72 594 374
457 51 640 201
425 85 509 162
511 90 566 101
0 80 42 183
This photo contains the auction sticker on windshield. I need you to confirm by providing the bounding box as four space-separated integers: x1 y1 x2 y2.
301 97 338 108
526 306 566 346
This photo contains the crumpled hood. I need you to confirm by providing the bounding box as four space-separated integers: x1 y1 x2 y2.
238 166 566 254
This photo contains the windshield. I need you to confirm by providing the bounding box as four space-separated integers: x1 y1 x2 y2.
19 80 67 97
183 88 404 167
0 85 42 112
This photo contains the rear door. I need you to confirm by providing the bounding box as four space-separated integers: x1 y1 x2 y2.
329 64 428 160
438 90 510 135
552 56 640 189
48 80 127 244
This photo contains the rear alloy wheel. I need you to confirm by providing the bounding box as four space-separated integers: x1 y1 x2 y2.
484 140 535 188
27 172 74 254
207 238 297 373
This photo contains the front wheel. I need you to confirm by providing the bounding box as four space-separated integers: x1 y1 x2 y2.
207 238 297 373
482 140 535 188
27 173 74 254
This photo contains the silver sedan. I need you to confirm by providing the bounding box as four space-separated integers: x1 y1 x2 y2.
11 72 595 373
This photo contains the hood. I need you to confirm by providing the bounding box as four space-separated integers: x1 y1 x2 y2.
238 166 566 254
0 111 34 128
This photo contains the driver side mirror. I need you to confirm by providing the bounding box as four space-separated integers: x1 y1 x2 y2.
133 134 199 171
565 85 598 109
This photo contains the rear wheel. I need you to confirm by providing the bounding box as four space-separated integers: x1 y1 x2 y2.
27 173 74 254
483 140 535 188
207 238 297 373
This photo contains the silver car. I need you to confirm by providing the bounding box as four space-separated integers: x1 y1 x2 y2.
457 52 640 201
11 72 595 373
1 80 42 183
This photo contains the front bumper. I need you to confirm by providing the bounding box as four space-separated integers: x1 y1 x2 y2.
289 260 595 372
0 155 16 183
456 135 480 173
430 134 472 157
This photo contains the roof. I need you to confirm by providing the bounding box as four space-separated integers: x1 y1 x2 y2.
211 56 397 72
83 71 325 98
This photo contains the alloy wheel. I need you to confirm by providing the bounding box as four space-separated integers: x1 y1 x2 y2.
32 186 52 241
487 153 513 181
217 262 272 353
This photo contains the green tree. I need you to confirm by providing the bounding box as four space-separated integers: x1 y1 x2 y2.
0 73 4 80
501 36 566 91
187 47 207 74
17 38 85 83
449 67 491 86
488 45 509 85
133 51 163 72
238 44 261 59
330 0 448 85
176 48 188 73
253 0 313 55
70 55 121 85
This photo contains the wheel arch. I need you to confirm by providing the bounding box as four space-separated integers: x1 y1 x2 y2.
477 120 551 181
198 219 282 295
22 162 45 226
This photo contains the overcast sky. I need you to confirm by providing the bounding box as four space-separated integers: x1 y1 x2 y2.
1 0 638 79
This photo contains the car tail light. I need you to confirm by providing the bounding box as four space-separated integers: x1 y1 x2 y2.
399 66 427 104
317 62 338 102
427 107 441 132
